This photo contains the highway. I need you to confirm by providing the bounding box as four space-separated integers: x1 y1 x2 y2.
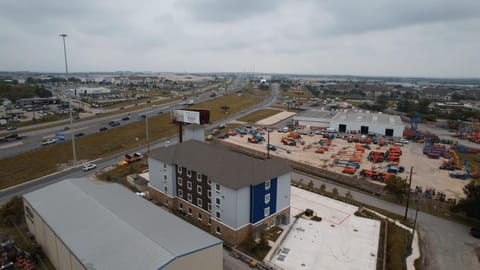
0 81 238 159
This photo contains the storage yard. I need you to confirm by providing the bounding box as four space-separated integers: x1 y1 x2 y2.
221 122 471 200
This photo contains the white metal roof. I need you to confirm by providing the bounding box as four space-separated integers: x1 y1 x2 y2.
331 111 402 126
24 179 222 270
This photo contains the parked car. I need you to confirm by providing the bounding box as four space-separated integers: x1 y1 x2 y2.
82 163 97 171
267 144 277 151
42 138 57 146
99 127 108 132
74 132 85 137
6 126 16 131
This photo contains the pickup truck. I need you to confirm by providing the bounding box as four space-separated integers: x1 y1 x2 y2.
118 152 143 165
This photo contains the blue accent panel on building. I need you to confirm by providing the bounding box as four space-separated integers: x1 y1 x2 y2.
250 178 278 224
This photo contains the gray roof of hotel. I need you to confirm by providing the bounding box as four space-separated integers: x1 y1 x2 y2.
149 140 292 190
23 179 222 270
331 111 403 126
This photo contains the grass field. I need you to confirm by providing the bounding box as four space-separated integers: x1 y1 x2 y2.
237 109 282 123
0 93 261 189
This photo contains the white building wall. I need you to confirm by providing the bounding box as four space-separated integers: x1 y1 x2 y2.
212 182 237 229
148 158 175 197
234 186 251 228
276 173 291 212
329 120 404 137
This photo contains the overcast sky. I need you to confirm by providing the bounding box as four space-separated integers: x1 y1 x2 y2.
1 0 479 78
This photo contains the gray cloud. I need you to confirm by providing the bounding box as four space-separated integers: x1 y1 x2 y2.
0 0 479 77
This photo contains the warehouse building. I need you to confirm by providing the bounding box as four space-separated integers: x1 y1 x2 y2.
293 109 337 128
330 111 404 137
148 139 292 245
23 179 223 270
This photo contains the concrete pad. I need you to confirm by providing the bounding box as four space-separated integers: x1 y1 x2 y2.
272 187 380 270
256 111 296 126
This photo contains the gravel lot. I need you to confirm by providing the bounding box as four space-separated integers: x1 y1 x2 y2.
222 127 467 199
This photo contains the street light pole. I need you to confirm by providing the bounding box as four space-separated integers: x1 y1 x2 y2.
60 34 77 166
404 167 414 220
145 113 150 152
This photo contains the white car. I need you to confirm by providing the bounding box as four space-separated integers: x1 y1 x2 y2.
399 139 409 144
82 163 97 171
42 138 57 146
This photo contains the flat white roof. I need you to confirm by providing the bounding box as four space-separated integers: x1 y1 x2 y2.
24 179 222 270
272 187 380 270
331 111 402 126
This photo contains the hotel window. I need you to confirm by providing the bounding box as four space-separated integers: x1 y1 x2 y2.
215 198 221 207
177 166 182 174
265 180 271 190
215 211 221 220
197 173 202 182
187 181 192 190
198 212 203 221
188 208 192 215
197 186 202 195
187 169 192 177
178 189 183 198
264 207 270 217
208 190 211 198
164 199 169 206
187 193 192 202
208 180 211 186
163 174 167 181
177 177 183 186
208 203 212 212
164 186 168 193
265 193 270 204
163 163 166 169
216 226 221 235
215 183 220 192
208 218 212 225
179 203 183 210
197 198 202 207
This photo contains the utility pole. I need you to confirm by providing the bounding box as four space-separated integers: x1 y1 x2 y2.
145 111 150 152
404 167 414 220
60 34 77 166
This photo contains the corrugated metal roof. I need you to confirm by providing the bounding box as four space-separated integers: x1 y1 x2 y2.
149 140 292 190
23 179 222 270
331 111 402 126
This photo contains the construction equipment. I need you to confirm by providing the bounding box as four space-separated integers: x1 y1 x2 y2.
342 166 356 174
360 169 379 180
287 132 302 139
368 151 385 163
386 164 405 174
118 152 143 165
281 137 296 146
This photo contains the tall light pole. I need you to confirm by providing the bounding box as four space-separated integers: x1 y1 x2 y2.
60 34 77 166
145 111 150 152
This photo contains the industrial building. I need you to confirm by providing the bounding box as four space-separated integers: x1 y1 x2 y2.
23 179 223 270
330 111 404 137
293 109 337 128
148 139 292 245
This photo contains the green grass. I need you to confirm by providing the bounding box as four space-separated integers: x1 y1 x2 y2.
386 223 409 270
190 93 261 122
237 109 282 123
0 94 262 189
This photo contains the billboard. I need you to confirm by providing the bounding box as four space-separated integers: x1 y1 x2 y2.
172 109 210 124
173 109 200 124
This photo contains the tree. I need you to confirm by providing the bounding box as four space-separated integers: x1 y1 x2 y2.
307 180 314 190
345 191 353 200
332 188 339 197
220 105 230 114
0 196 24 226
384 176 408 202
319 184 326 193
260 230 269 247
452 181 480 219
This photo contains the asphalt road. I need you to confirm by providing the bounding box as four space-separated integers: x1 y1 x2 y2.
0 83 230 159
291 171 480 270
